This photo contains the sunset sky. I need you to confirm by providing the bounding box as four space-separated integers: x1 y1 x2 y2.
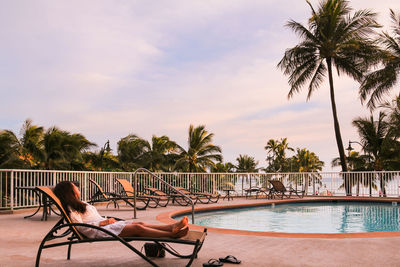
1 0 400 170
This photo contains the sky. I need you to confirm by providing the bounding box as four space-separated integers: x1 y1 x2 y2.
1 0 400 171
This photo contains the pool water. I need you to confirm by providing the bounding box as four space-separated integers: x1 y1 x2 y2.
176 202 400 233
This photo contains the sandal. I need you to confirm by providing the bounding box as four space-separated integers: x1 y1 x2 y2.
219 255 241 264
203 259 224 266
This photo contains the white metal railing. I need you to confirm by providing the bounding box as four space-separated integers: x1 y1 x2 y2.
1 169 400 211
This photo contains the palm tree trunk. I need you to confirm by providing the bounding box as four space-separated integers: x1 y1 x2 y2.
327 58 350 195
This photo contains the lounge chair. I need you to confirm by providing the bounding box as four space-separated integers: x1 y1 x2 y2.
145 187 195 206
116 179 169 208
268 180 305 199
35 186 207 267
175 187 220 204
244 187 269 199
88 179 150 210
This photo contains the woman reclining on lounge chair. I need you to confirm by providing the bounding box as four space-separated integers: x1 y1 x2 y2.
53 181 189 239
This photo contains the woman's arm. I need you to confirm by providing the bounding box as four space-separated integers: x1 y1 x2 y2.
99 218 117 226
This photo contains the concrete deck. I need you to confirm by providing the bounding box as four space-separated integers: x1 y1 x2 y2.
1 197 400 267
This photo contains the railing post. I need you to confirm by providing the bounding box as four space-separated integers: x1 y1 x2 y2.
213 174 216 194
84 172 87 202
312 174 315 195
10 170 14 212
53 171 57 186
241 174 244 196
109 173 113 193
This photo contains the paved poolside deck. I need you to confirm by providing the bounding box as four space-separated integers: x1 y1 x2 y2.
1 197 400 267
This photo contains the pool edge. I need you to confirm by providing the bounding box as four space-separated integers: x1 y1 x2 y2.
156 197 400 239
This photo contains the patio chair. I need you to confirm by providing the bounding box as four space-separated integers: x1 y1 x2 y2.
244 187 269 199
116 179 169 208
190 187 220 203
176 187 220 204
268 180 305 199
146 187 196 206
35 186 207 267
88 179 150 210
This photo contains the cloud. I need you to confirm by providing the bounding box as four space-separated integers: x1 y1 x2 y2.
1 0 400 170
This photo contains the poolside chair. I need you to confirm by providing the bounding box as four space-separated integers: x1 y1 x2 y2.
175 187 220 204
145 187 195 206
244 187 270 199
88 179 150 210
116 179 169 208
35 186 207 267
88 179 124 208
268 180 305 199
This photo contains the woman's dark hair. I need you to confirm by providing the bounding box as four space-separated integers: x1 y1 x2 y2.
53 181 86 215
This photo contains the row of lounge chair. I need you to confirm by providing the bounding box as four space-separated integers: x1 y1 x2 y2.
244 180 305 199
88 179 220 210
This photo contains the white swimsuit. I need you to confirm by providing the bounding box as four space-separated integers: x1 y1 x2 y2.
69 203 131 238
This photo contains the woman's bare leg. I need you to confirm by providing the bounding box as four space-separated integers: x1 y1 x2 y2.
119 224 188 238
131 216 188 232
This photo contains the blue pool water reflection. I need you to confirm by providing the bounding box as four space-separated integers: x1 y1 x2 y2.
176 202 400 233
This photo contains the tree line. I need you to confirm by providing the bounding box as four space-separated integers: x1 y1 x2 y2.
0 120 326 173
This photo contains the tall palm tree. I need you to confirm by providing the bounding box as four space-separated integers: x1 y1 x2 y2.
174 125 222 172
278 0 380 179
360 10 400 109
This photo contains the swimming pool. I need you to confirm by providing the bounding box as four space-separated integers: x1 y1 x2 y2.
175 202 400 233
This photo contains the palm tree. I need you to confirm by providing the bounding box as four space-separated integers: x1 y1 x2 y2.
211 162 235 173
278 0 380 182
117 135 180 171
352 112 400 196
265 138 293 172
235 154 259 173
381 97 400 140
39 127 94 170
174 125 222 172
117 134 149 171
292 148 324 172
360 10 400 109
332 151 370 171
0 130 24 168
19 119 44 167
140 135 180 172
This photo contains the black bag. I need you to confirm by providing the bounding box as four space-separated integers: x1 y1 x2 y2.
143 242 165 258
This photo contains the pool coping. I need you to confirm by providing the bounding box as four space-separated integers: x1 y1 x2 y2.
156 197 400 239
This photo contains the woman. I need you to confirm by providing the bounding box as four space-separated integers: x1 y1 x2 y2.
53 181 189 239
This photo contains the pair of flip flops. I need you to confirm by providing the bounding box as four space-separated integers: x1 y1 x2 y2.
203 255 241 266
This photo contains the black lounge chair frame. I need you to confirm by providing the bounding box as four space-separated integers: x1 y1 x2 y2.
176 187 220 204
35 186 207 267
268 180 305 199
145 187 195 207
244 187 270 199
89 179 151 210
